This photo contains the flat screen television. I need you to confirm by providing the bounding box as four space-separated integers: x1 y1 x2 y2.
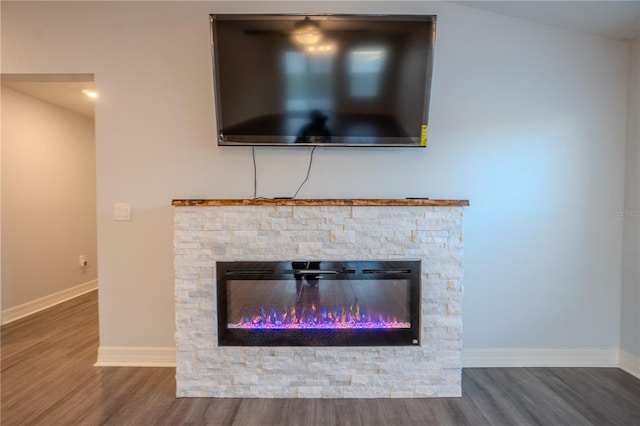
210 14 437 147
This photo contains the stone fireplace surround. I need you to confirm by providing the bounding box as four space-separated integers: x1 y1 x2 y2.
173 199 468 398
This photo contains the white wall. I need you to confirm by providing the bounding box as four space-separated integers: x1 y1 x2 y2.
0 1 630 354
1 86 97 312
621 39 640 359
437 6 627 350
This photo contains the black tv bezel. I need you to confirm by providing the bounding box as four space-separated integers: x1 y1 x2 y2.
209 13 437 148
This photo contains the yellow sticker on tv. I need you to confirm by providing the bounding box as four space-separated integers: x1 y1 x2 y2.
420 125 428 147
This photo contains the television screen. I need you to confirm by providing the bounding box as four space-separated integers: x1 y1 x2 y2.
210 14 437 147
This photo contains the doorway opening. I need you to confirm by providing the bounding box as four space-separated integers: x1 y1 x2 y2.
1 73 98 325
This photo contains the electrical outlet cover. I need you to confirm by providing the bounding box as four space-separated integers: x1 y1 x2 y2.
114 203 131 221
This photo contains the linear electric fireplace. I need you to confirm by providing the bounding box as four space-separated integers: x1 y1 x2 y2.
217 260 421 346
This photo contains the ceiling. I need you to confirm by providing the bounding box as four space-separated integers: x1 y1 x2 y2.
1 1 637 119
453 0 640 41
2 78 95 119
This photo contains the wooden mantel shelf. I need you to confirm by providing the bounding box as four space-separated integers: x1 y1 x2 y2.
172 199 469 207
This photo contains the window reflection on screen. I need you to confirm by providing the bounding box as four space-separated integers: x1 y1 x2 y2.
283 51 335 136
283 51 334 112
348 49 387 98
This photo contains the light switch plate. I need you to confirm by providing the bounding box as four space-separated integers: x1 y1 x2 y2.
114 203 131 221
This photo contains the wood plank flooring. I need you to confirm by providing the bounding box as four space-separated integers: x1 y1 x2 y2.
2 291 639 425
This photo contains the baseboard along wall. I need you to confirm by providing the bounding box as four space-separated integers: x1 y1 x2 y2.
462 348 620 368
619 350 640 378
92 346 639 378
463 348 640 379
1 279 98 325
94 346 177 367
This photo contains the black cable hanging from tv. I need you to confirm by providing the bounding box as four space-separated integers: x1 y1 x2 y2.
252 146 257 199
292 146 316 199
251 146 316 199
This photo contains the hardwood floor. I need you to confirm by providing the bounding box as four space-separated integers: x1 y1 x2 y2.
2 291 639 425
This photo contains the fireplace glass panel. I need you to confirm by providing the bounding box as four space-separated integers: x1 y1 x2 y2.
217 260 420 346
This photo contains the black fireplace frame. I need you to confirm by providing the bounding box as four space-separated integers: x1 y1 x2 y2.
216 260 421 346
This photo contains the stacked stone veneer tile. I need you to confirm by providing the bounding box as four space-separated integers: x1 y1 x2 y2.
174 204 464 398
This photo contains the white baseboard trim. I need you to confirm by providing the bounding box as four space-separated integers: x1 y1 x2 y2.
1 279 98 325
619 350 640 378
92 346 636 373
95 346 177 367
462 348 620 368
